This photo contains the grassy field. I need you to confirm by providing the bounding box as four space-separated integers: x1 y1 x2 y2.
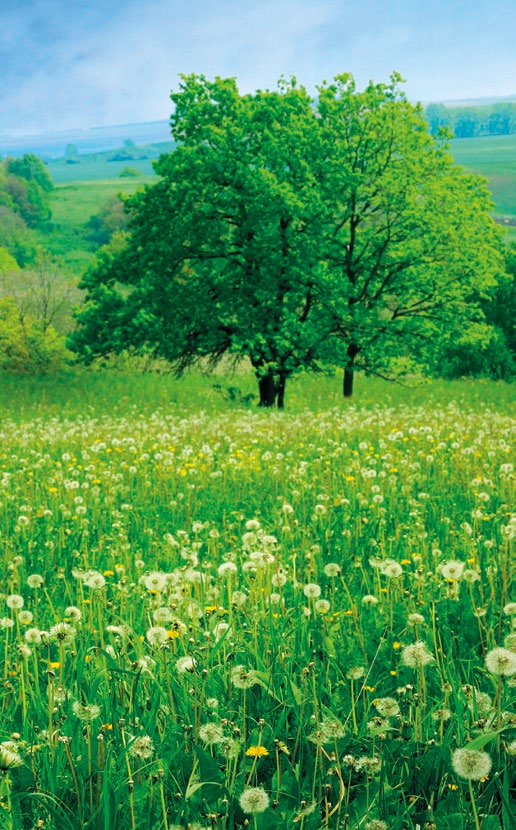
46 144 174 184
39 176 157 271
0 371 514 829
450 135 516 242
450 135 516 217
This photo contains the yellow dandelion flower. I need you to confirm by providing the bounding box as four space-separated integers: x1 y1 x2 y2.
245 745 269 757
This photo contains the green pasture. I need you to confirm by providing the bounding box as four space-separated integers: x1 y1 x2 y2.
450 134 516 221
46 142 174 183
39 176 156 270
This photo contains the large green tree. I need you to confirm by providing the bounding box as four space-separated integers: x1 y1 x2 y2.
72 76 329 406
70 74 503 404
317 74 503 395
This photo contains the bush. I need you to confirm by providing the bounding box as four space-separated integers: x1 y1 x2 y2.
0 297 70 373
119 166 142 178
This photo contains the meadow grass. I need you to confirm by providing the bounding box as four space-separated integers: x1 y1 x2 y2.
40 177 158 271
0 371 514 830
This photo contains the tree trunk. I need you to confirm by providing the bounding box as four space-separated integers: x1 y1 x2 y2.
258 373 277 407
343 366 354 398
343 343 359 398
276 373 287 409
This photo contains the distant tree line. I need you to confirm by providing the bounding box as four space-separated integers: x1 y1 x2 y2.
425 101 516 138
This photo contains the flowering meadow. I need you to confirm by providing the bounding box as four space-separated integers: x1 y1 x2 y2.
0 374 514 830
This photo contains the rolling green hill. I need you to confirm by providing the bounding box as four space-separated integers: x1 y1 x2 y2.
450 134 516 223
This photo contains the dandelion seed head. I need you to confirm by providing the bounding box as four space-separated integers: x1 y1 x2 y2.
231 664 259 689
217 561 238 577
323 562 341 577
374 697 400 717
0 746 23 769
452 748 492 780
379 559 403 578
129 734 154 759
24 627 43 644
6 594 24 610
143 571 168 592
27 574 44 589
485 647 516 676
439 560 465 580
146 626 169 646
175 655 197 674
238 786 270 814
303 583 321 599
401 641 434 669
72 701 101 722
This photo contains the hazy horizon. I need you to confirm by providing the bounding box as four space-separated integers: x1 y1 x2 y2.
2 0 515 139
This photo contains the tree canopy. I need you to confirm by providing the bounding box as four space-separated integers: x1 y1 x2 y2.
70 74 504 405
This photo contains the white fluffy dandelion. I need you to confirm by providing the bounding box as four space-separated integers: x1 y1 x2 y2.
146 626 169 647
303 583 321 599
175 655 197 674
143 571 168 592
401 641 434 669
374 697 400 717
239 786 270 814
198 722 225 745
485 647 516 677
439 560 465 580
6 594 24 610
452 748 492 780
128 735 154 759
231 664 259 689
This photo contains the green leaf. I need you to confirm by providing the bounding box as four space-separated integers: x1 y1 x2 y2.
464 729 507 751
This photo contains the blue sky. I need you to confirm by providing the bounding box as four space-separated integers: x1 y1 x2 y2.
1 0 515 136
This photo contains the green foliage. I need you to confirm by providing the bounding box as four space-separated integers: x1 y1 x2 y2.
0 296 69 373
86 192 130 245
5 153 53 226
119 166 142 178
71 73 504 405
0 245 20 271
0 153 53 266
0 206 38 266
38 178 154 271
437 246 516 380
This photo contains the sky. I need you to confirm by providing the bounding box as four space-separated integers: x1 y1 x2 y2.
1 0 515 137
